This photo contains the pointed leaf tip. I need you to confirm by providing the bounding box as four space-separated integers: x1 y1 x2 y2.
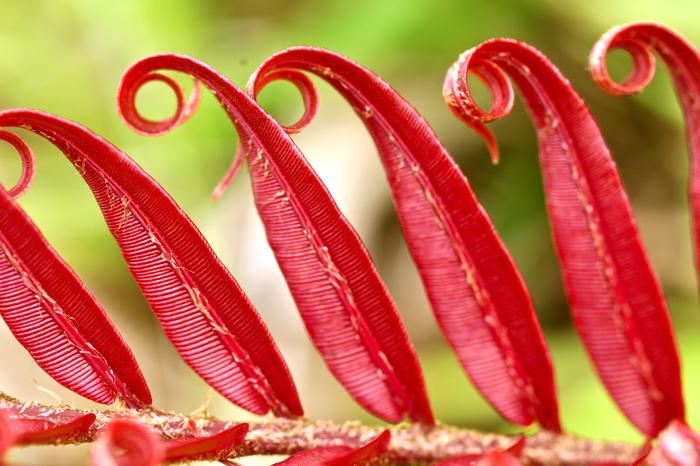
117 53 432 424
0 109 302 418
248 46 559 430
445 38 684 436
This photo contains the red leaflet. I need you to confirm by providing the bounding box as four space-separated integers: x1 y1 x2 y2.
0 410 15 457
443 39 683 436
0 130 150 408
590 23 700 295
162 423 248 462
433 435 524 466
117 54 433 424
0 406 96 448
246 47 559 430
274 429 390 466
91 420 164 466
652 420 700 466
0 110 301 418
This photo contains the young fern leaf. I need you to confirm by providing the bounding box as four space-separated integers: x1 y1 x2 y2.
590 22 700 295
273 429 390 466
0 110 301 418
443 39 684 436
0 130 150 408
117 54 433 424
161 423 248 463
433 435 525 466
244 47 559 431
0 406 96 452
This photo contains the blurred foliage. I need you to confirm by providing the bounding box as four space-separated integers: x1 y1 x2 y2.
2 0 700 463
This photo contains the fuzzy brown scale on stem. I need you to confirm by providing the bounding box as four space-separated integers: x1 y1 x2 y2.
0 393 640 465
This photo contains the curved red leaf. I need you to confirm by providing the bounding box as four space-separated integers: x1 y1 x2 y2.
0 406 96 446
245 47 559 430
0 110 301 418
117 54 433 424
274 429 390 466
0 130 150 408
163 423 248 462
91 419 164 466
444 38 683 436
590 22 700 296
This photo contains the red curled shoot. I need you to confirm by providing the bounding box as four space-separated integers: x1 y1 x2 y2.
117 54 432 424
0 130 150 408
590 22 700 297
0 110 301 418
246 47 559 430
444 38 683 436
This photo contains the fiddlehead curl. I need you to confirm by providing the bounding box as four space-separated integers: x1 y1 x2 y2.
119 72 201 136
589 23 663 96
0 130 36 198
444 38 683 437
443 57 514 164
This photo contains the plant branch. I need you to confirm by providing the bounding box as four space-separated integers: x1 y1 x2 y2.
0 393 642 465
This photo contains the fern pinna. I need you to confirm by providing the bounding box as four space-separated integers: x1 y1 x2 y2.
0 22 698 466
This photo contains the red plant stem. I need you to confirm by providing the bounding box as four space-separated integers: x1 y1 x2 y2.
0 394 639 465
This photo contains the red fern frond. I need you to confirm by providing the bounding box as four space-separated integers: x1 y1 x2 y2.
0 110 301 418
590 22 700 296
244 47 559 431
444 38 684 436
117 54 433 424
0 130 150 408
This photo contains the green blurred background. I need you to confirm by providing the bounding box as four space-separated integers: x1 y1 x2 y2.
2 0 700 463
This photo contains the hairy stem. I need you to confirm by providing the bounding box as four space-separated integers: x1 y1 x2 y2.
0 393 640 465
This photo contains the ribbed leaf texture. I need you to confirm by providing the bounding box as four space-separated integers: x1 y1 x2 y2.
0 406 96 452
117 54 433 424
273 429 390 466
0 110 301 418
0 130 150 408
443 38 684 436
245 47 560 430
91 419 164 466
590 22 700 297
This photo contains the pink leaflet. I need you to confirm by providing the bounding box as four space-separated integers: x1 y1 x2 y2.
0 130 150 408
444 38 683 436
0 406 96 450
273 429 390 466
245 47 559 430
590 22 700 299
162 423 248 462
0 110 301 418
117 54 433 424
